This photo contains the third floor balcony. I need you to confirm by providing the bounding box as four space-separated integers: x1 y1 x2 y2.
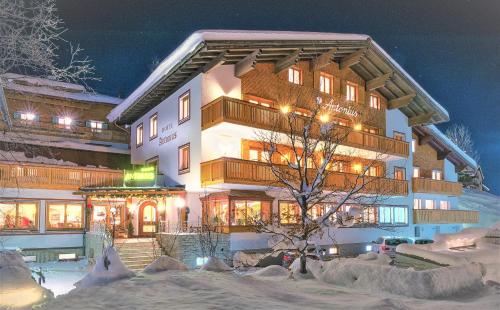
412 177 463 196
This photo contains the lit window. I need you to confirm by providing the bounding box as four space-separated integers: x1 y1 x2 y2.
248 149 260 161
413 167 420 178
368 166 378 176
136 123 143 147
247 95 273 108
149 113 158 139
393 132 406 141
178 144 190 174
412 139 416 153
279 202 300 224
288 67 302 85
413 198 423 209
363 126 379 135
425 200 435 210
393 207 408 225
86 120 107 132
432 169 443 180
439 201 451 210
319 72 333 94
0 202 38 230
53 116 72 129
232 200 271 226
394 167 406 180
14 112 38 121
346 82 358 102
179 91 190 123
369 95 381 110
47 202 83 230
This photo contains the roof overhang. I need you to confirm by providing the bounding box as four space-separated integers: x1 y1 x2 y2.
109 30 449 125
413 125 478 172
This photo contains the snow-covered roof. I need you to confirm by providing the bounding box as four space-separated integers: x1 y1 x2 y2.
425 125 478 170
2 73 122 105
108 29 450 124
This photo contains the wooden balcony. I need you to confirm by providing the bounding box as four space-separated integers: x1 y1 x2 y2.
201 157 408 196
413 209 479 224
202 96 409 157
412 178 462 196
0 161 123 190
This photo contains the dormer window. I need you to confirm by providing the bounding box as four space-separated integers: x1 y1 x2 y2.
13 112 38 122
86 120 108 133
288 67 302 85
346 82 358 102
319 72 333 95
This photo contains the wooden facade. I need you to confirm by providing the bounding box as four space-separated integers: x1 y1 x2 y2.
412 178 462 196
413 209 479 224
202 96 409 157
0 161 123 190
200 157 408 196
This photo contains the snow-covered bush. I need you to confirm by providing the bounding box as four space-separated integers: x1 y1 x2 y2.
143 256 189 273
0 251 53 308
246 265 290 278
199 257 232 272
75 246 134 289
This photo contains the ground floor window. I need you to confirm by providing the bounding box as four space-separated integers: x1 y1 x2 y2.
91 200 126 226
379 206 408 225
0 201 38 230
47 202 84 230
231 200 271 226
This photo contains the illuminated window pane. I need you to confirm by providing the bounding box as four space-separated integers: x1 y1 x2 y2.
0 203 17 229
369 95 381 110
47 203 83 230
136 124 143 146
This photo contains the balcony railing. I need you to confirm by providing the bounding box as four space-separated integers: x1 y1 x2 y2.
412 178 462 196
413 209 479 224
201 96 409 157
201 157 408 196
0 161 123 190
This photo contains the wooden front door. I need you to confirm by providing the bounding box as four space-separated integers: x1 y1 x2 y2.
138 201 157 236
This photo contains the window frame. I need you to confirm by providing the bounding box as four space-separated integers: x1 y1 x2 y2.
319 72 334 95
288 67 302 85
345 81 358 102
178 143 190 174
136 123 144 147
0 201 39 231
413 166 420 178
149 113 158 140
369 94 381 110
178 90 191 125
432 169 443 180
393 131 406 141
45 201 84 231
394 166 406 180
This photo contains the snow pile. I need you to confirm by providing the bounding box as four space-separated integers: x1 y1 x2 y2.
0 251 53 308
75 247 134 289
233 252 264 268
246 265 290 278
320 258 485 298
356 252 392 265
199 257 233 272
0 150 79 167
459 189 500 227
290 258 324 279
143 256 189 273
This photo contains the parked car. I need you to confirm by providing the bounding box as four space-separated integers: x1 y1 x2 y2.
371 237 412 256
414 239 434 245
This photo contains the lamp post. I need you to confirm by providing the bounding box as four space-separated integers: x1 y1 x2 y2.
110 207 117 246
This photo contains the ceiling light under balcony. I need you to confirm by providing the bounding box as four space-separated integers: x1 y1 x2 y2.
352 163 363 173
280 105 290 114
353 123 362 131
319 113 330 123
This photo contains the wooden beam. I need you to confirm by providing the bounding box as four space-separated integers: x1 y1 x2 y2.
202 51 226 73
455 164 467 173
437 149 451 160
310 48 337 71
275 49 302 73
419 134 433 145
366 72 393 91
408 112 436 126
388 93 416 109
235 49 261 77
339 48 367 70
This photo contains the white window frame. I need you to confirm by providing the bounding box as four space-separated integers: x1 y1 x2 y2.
346 82 358 102
369 94 381 110
136 123 143 147
149 113 158 139
288 67 302 85
319 72 333 94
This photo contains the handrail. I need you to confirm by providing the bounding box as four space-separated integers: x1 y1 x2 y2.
412 177 462 196
413 209 479 224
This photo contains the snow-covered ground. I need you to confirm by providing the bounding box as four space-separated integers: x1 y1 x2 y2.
459 189 500 228
27 260 89 297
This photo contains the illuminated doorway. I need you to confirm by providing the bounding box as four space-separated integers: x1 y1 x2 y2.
138 201 158 236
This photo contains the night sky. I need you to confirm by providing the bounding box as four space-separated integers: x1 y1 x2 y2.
56 0 500 194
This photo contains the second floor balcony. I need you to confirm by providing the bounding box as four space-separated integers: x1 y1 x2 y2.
0 161 123 190
200 157 408 196
412 178 463 196
201 96 409 158
413 209 479 224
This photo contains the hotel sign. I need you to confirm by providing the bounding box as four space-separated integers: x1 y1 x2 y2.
124 166 157 187
317 97 360 118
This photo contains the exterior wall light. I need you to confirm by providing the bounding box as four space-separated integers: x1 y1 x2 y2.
319 113 330 123
329 246 338 255
280 105 290 114
175 197 186 208
353 123 362 131
352 163 363 173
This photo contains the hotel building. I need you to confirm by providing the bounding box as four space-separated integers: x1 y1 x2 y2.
104 30 479 259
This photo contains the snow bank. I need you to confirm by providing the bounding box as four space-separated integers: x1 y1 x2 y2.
320 258 484 298
199 257 233 272
246 265 290 278
233 252 264 268
0 251 53 308
290 258 324 279
143 256 189 273
75 247 134 289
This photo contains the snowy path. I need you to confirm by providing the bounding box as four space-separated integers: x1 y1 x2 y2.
40 270 500 310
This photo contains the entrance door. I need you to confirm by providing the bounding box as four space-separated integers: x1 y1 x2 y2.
139 202 157 236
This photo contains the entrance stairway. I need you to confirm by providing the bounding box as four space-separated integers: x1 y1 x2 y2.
115 238 162 272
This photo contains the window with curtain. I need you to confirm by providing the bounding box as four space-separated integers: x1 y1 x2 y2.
47 202 83 230
0 202 38 230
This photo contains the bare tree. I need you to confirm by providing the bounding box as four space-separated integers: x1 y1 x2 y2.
445 124 480 164
253 85 394 274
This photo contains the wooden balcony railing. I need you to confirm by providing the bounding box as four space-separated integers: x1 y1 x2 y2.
413 209 479 224
201 157 408 196
412 178 462 196
201 96 409 157
0 161 123 190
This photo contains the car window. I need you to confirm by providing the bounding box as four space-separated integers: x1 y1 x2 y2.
385 238 409 246
375 238 383 244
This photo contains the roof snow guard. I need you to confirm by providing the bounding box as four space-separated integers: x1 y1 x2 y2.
108 30 449 125
413 125 478 172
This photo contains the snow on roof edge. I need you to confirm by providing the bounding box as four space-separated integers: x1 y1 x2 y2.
426 124 478 170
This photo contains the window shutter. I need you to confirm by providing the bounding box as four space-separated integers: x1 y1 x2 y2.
13 112 21 119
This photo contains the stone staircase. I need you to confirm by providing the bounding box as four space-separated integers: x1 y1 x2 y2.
115 238 161 272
